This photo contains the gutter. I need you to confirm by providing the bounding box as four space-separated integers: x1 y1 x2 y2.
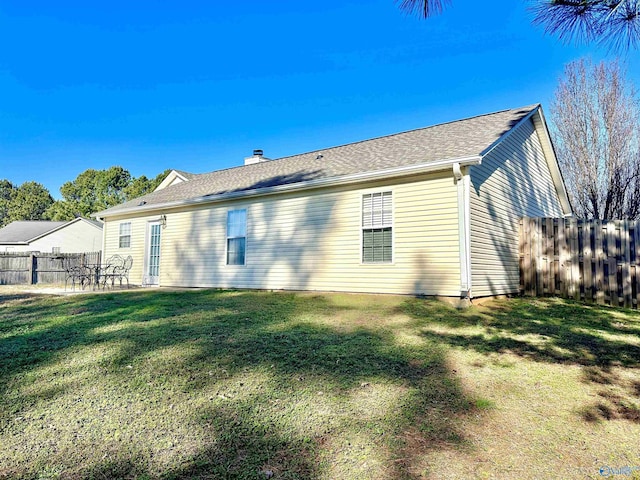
94 155 483 218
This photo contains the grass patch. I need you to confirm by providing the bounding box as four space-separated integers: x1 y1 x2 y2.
0 290 639 479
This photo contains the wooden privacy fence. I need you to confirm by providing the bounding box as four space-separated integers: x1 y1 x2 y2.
520 217 640 309
0 252 102 285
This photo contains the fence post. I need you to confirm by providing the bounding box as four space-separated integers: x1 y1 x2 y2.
28 253 35 285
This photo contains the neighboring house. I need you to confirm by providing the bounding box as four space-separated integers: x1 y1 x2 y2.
0 218 103 253
94 104 572 298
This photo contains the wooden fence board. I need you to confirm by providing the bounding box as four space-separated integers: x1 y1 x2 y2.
546 217 555 295
0 252 101 285
594 220 605 304
535 218 544 296
635 221 640 308
558 219 567 297
583 220 592 303
622 220 633 308
521 218 638 309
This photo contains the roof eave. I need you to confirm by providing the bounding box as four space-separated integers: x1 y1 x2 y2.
94 155 483 218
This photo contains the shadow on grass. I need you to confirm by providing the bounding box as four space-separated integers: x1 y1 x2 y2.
0 290 478 479
400 296 640 424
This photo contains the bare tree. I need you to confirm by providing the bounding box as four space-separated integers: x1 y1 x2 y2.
550 58 640 219
397 0 640 49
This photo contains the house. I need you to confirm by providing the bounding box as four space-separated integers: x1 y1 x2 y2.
94 104 571 298
0 218 103 253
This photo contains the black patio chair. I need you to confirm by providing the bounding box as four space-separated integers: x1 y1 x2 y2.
64 264 92 291
99 254 125 289
115 255 133 288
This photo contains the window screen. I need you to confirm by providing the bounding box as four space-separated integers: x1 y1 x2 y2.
227 209 247 265
119 222 131 248
362 192 392 263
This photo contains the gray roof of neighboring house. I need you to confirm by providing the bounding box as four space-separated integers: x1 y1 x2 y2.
0 218 103 244
0 221 67 244
96 105 538 217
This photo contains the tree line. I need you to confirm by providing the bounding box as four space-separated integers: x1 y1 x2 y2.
0 167 170 227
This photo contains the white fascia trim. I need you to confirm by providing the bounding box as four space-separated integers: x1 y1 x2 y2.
531 108 573 215
97 155 483 218
480 105 539 158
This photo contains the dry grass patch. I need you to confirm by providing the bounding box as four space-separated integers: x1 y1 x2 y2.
0 289 639 479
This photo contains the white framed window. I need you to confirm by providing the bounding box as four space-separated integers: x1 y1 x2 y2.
362 191 393 263
226 209 247 265
119 222 131 248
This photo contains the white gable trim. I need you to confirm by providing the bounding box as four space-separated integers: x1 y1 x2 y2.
155 170 191 191
480 105 572 216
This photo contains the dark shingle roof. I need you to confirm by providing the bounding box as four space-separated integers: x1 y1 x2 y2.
97 105 537 216
173 170 199 180
0 221 67 243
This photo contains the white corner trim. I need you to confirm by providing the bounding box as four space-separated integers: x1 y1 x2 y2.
454 163 472 298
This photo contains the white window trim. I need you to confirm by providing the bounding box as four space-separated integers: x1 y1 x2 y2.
225 208 248 267
360 189 395 265
119 222 132 249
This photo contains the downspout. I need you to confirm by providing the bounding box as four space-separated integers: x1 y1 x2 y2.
453 163 472 298
97 216 106 264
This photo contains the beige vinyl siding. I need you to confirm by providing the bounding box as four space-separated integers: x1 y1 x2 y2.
103 172 462 296
103 217 152 284
469 118 564 297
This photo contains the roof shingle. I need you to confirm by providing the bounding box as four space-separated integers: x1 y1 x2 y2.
97 105 537 216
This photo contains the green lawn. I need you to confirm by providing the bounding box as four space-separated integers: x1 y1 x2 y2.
0 289 639 479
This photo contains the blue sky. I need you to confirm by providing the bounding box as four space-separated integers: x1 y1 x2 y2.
0 1 637 199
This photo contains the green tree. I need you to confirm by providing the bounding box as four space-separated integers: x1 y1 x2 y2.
123 169 171 199
51 166 132 219
46 167 171 220
6 182 54 223
44 200 79 222
0 180 15 227
398 0 640 49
